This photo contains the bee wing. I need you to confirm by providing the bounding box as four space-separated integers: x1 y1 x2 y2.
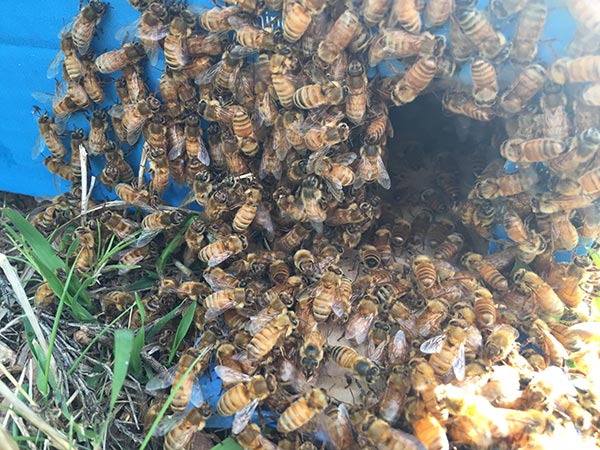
367 339 388 363
138 22 169 42
32 133 45 159
203 272 235 292
279 359 311 393
146 365 177 392
198 138 211 166
420 334 447 354
247 311 279 335
389 330 408 362
273 126 291 161
452 342 466 381
255 202 275 240
190 378 206 407
332 152 357 166
207 249 234 267
180 189 198 208
58 17 77 38
153 413 184 436
194 61 222 85
227 15 253 29
135 229 162 248
331 298 350 320
324 178 345 203
344 312 375 345
205 299 237 320
46 50 64 79
310 220 324 234
215 365 252 383
232 399 259 435
127 128 143 146
228 45 259 59
321 404 358 450
375 153 391 190
168 140 186 160
108 103 125 119
31 91 55 105
115 19 141 41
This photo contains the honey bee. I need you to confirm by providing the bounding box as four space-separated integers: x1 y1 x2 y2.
199 6 240 32
389 0 421 32
555 255 591 308
345 60 367 125
410 410 449 450
215 367 275 433
420 322 466 380
499 64 546 114
101 210 139 239
104 141 134 183
412 255 437 290
391 218 412 247
500 138 566 163
442 91 495 122
163 405 212 450
378 367 411 423
354 143 391 190
391 56 438 106
299 327 326 376
416 300 448 338
47 32 82 83
434 232 463 260
354 411 426 450
197 233 247 267
367 320 392 362
235 424 279 450
345 296 378 344
94 42 147 74
470 57 498 105
115 183 154 209
510 0 547 64
34 281 56 307
473 287 497 329
123 96 162 145
293 81 345 109
277 388 329 433
274 223 312 252
300 175 327 226
455 7 508 61
424 0 453 29
513 268 565 317
549 212 579 250
117 244 153 275
141 210 185 232
44 156 77 182
329 345 380 383
303 121 350 153
461 252 508 291
567 0 600 33
69 1 107 54
317 9 360 65
475 169 538 199
33 111 66 159
282 0 327 43
247 312 297 362
410 358 448 422
164 15 193 71
80 54 104 104
230 105 258 156
482 324 519 363
233 188 262 232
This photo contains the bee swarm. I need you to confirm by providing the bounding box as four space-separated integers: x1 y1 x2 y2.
30 0 600 448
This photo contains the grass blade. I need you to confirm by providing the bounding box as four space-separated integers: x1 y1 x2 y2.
168 301 197 365
211 438 243 450
130 294 145 377
156 216 194 274
110 329 134 412
145 300 185 341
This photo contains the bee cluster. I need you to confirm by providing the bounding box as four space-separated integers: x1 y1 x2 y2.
29 0 600 448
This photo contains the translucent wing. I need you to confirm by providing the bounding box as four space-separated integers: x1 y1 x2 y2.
375 153 391 189
146 365 177 392
332 152 357 165
228 45 259 59
31 91 55 105
331 297 351 320
108 103 125 119
46 50 64 79
207 250 234 267
153 413 183 436
389 330 408 362
138 22 169 42
214 365 252 384
367 339 388 363
115 19 141 41
203 271 236 292
127 128 143 146
255 202 275 240
420 334 447 354
247 311 279 336
452 342 466 381
194 61 222 85
32 133 45 159
344 312 374 345
135 229 162 248
58 17 77 38
190 379 205 407
232 399 259 435
205 299 236 319
323 178 345 203
198 138 211 166
168 140 186 160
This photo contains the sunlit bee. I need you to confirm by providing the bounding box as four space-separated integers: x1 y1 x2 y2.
391 56 438 106
510 0 547 64
500 138 566 163
473 288 497 329
247 312 296 362
317 9 359 65
293 81 345 109
390 0 421 33
442 91 494 121
567 0 600 33
44 156 77 182
356 412 426 450
70 1 107 54
199 6 240 32
163 405 212 450
198 234 248 266
33 112 66 159
462 252 508 291
475 169 538 199
355 143 391 190
412 255 436 289
470 57 498 106
95 42 147 74
235 424 279 450
421 324 467 380
455 8 508 61
482 324 519 363
329 345 380 383
513 269 565 317
434 232 463 260
499 64 546 114
277 388 329 433
282 0 327 43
